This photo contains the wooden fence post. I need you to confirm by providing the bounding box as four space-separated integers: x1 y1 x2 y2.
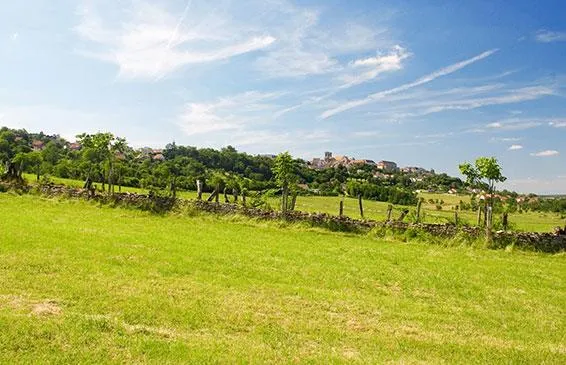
486 206 493 241
242 190 247 207
502 212 508 231
358 194 364 219
196 180 203 200
398 209 409 222
223 187 230 203
454 211 459 226
387 204 393 222
215 184 220 203
339 200 344 217
416 199 422 223
477 206 482 226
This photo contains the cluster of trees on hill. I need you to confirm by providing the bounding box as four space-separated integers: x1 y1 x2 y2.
0 126 519 208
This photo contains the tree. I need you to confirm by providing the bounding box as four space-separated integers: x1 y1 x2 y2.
26 151 43 181
77 133 127 194
459 157 506 238
272 152 299 212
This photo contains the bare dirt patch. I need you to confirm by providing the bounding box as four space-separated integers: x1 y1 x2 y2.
31 300 62 316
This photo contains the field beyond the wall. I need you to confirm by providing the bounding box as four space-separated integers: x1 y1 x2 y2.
0 194 565 363
22 174 566 232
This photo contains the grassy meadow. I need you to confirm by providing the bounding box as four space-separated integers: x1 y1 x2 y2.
0 193 565 363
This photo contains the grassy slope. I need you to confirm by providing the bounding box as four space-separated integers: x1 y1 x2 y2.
0 194 565 363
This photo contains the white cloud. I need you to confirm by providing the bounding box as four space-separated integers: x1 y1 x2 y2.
254 4 391 78
397 86 556 118
273 45 411 118
549 120 566 128
530 150 559 157
177 91 284 136
535 30 566 43
491 137 522 142
10 32 19 41
75 1 276 80
486 119 542 131
508 144 523 150
339 45 411 88
321 49 498 119
74 0 394 81
484 116 566 132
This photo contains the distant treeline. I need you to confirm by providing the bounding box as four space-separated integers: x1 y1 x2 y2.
1 126 468 206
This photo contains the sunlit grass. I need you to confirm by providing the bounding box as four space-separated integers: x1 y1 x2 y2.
0 194 564 363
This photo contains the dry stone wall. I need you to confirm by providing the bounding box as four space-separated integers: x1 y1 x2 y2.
11 183 566 253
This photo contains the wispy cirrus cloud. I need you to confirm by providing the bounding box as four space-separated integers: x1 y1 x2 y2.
549 120 566 128
508 144 523 151
339 45 411 88
177 91 285 135
74 0 396 81
391 86 556 119
273 45 411 118
486 119 543 131
321 48 498 119
75 0 277 80
254 3 393 78
490 137 522 143
535 30 566 43
530 150 559 157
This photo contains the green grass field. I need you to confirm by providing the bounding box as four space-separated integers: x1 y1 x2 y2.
1 194 565 363
24 173 566 232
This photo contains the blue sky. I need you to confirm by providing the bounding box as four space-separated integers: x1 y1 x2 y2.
1 0 565 193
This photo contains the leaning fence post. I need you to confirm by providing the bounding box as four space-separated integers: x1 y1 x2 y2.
358 194 364 219
398 209 409 222
416 199 422 223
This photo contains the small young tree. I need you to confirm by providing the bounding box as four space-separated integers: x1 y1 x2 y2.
272 152 299 213
459 157 506 239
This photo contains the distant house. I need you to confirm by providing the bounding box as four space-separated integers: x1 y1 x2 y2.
401 166 430 175
376 160 398 172
152 153 165 161
68 142 82 151
297 183 309 190
310 158 325 169
32 140 45 151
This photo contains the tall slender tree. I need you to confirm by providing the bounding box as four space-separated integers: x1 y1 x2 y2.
459 157 506 239
272 152 299 213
